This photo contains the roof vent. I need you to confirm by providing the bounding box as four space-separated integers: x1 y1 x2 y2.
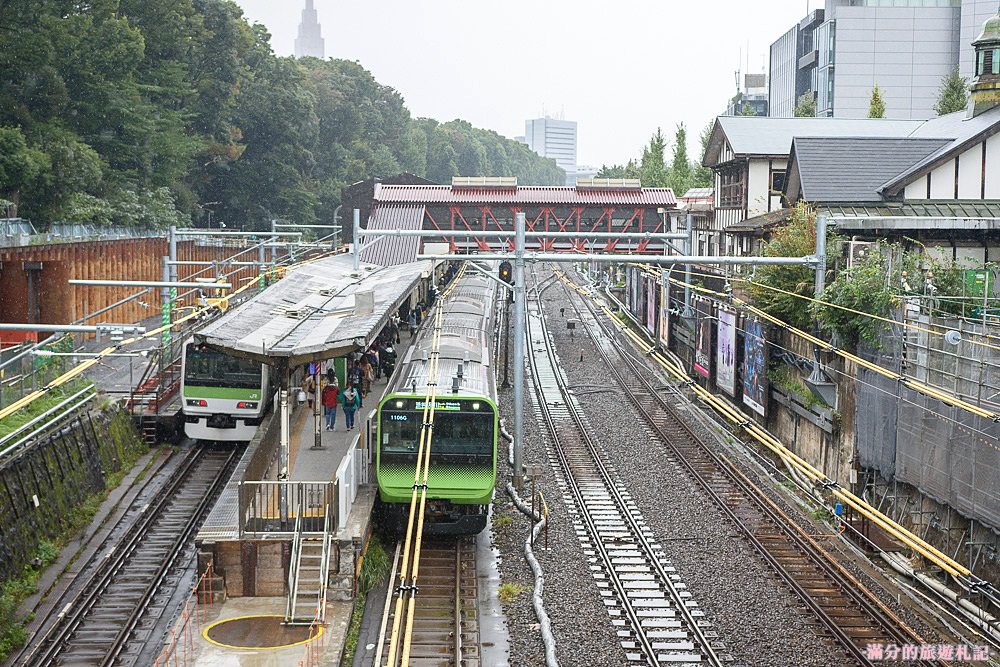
576 177 642 190
452 176 517 189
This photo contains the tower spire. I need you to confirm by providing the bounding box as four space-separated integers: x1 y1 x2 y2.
294 0 325 59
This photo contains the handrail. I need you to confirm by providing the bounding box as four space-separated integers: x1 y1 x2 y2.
318 503 332 624
285 513 304 623
0 385 97 464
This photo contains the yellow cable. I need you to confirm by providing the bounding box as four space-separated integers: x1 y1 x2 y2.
555 268 973 579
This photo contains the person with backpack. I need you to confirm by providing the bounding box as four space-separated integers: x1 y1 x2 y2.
339 382 362 431
322 381 339 431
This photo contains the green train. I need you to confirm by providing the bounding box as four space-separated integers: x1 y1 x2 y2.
376 272 499 535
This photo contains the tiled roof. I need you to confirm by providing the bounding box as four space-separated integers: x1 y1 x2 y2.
787 137 950 203
373 183 677 206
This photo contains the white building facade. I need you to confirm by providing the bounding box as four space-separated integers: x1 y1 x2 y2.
525 118 578 186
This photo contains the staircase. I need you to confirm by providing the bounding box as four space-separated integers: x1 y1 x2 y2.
285 506 333 625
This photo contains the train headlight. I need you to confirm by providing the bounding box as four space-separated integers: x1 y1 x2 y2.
395 400 404 408
237 401 258 410
186 399 208 407
472 402 480 410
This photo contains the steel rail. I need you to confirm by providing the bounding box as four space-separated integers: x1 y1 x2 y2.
20 446 237 666
556 268 944 667
524 269 724 667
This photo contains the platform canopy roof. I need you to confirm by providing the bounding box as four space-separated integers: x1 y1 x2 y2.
195 254 426 367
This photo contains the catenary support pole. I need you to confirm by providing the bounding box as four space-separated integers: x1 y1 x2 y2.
279 363 289 527
808 212 829 384
353 208 361 272
513 212 526 490
168 226 178 285
683 213 694 318
312 363 322 449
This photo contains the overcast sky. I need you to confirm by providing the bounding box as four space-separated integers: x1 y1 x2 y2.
233 0 813 168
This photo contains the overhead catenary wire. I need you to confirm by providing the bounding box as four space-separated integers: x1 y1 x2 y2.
554 269 981 584
386 265 466 667
0 246 338 424
637 264 1000 424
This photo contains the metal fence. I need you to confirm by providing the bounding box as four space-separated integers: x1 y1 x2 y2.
238 480 336 537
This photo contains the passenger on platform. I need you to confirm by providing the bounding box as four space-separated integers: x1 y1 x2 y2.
358 356 374 397
322 381 338 431
407 310 417 337
339 383 361 431
304 373 316 409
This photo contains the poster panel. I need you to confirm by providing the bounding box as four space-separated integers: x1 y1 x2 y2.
658 282 670 348
646 276 656 335
716 309 737 396
693 298 712 378
743 317 767 416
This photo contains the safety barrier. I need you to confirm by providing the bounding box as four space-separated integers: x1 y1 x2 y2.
238 480 336 537
153 562 217 667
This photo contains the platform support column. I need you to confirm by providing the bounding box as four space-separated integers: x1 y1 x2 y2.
353 208 361 272
168 225 178 285
512 212 526 490
279 362 289 528
312 362 322 449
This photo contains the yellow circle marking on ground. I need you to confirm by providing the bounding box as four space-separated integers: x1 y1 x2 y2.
202 614 324 650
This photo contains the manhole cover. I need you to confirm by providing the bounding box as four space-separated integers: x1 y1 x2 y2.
204 615 321 649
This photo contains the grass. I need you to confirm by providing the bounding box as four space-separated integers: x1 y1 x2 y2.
0 541 60 662
0 380 95 441
341 535 391 664
808 507 834 525
0 416 147 663
493 512 514 530
498 582 527 604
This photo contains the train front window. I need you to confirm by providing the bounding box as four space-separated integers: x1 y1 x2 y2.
380 411 494 459
184 346 260 389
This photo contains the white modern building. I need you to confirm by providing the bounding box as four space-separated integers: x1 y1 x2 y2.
768 0 1000 119
294 0 325 59
525 118 578 185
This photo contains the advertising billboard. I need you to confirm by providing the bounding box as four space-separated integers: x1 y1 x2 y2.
716 309 737 396
646 276 656 336
743 317 767 416
658 282 670 348
693 298 712 379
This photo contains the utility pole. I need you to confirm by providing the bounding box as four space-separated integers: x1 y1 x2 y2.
353 208 361 272
808 212 829 385
512 212 526 490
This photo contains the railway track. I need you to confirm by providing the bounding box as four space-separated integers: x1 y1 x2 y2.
525 272 726 666
378 538 480 667
18 445 238 667
554 268 944 667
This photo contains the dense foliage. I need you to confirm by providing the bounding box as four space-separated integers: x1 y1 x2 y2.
596 123 710 194
0 0 562 230
746 203 833 331
814 242 966 348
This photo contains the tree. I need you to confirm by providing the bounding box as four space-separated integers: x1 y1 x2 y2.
747 202 841 330
741 102 755 116
639 128 669 187
667 124 692 196
793 93 816 118
935 66 969 115
868 84 886 118
691 121 714 188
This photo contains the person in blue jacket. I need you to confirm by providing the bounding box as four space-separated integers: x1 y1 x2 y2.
339 382 362 431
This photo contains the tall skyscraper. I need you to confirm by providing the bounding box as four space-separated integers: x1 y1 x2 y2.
524 118 577 185
768 0 1000 119
294 0 325 59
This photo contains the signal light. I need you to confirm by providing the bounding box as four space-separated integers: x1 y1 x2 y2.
498 261 513 284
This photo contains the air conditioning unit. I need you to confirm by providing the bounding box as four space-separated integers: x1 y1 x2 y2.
847 241 875 269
